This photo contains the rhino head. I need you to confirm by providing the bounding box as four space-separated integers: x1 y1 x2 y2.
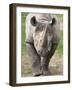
31 16 57 57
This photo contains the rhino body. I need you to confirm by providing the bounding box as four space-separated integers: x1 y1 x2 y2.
25 13 60 76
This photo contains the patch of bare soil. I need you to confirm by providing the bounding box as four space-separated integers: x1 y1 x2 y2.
21 52 63 77
49 54 63 75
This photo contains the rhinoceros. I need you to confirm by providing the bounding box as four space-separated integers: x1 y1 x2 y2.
25 13 60 76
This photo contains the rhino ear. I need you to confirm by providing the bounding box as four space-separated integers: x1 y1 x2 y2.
31 16 37 26
51 18 56 25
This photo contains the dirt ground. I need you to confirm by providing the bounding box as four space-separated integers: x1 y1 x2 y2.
21 52 63 77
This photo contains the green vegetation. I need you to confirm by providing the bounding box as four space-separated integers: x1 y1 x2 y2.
21 13 28 55
56 14 63 22
56 31 63 56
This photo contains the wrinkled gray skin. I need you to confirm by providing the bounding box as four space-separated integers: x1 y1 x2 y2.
26 13 60 76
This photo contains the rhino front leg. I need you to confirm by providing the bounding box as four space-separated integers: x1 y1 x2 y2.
41 57 51 75
26 43 41 76
41 43 58 76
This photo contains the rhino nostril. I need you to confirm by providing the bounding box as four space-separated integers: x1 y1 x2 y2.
38 50 41 54
38 50 40 53
40 40 42 43
38 49 43 55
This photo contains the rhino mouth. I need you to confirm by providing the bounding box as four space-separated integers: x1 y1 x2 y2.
38 52 48 57
37 49 49 57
